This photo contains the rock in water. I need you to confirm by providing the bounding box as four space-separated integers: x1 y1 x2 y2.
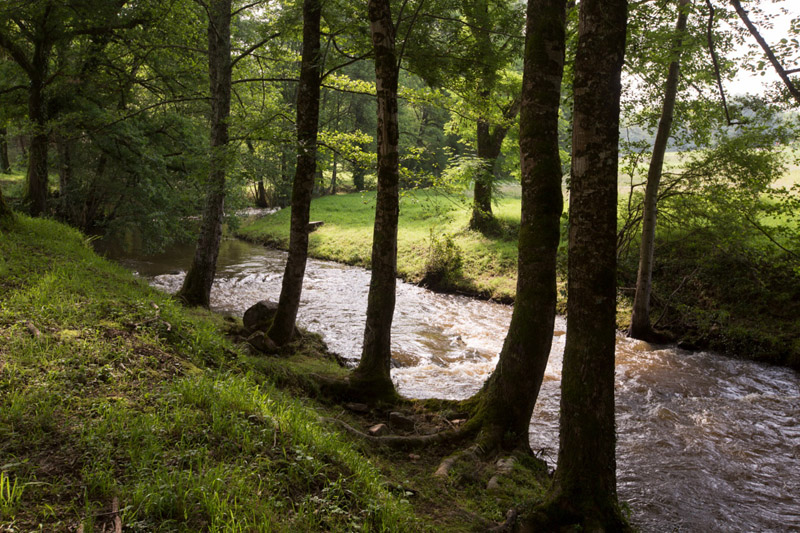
243 300 279 333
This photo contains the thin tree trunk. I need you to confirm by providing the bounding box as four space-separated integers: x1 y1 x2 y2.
629 0 691 340
539 0 629 529
330 152 337 194
0 127 11 173
25 75 49 217
350 0 400 400
177 0 232 307
467 0 566 451
268 0 322 345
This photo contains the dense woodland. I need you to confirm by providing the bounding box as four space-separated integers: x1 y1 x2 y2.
1 0 799 530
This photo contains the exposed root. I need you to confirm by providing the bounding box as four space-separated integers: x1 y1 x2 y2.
322 417 468 450
486 456 516 490
434 444 481 478
488 508 519 533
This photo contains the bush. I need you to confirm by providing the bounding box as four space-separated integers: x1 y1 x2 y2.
422 229 463 289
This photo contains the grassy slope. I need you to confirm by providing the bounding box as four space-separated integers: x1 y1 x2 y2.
0 214 548 532
236 190 531 302
0 216 413 531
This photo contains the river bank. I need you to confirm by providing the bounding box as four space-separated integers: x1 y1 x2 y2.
235 190 800 370
0 214 551 531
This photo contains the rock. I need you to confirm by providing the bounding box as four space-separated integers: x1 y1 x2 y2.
308 221 324 232
243 300 279 333
389 411 415 431
345 402 369 413
486 475 501 490
368 423 389 436
408 453 421 461
247 331 278 354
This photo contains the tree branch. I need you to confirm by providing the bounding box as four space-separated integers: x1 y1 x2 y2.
730 0 800 105
232 32 282 67
704 0 740 125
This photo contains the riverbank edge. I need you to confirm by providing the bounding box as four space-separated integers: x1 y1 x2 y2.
0 214 550 531
235 215 800 373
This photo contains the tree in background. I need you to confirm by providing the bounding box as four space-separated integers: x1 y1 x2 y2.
177 0 233 307
268 0 322 344
628 0 692 341
531 0 629 528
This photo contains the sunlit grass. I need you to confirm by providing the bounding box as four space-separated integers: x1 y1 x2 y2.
0 215 418 532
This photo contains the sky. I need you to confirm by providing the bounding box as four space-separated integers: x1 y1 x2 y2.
730 0 800 95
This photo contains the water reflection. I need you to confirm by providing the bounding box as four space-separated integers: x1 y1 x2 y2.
99 238 800 532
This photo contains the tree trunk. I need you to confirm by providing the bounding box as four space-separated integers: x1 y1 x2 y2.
0 127 11 173
470 119 496 230
330 152 337 194
629 0 691 341
268 0 322 345
350 0 400 401
177 0 231 307
25 76 49 217
467 0 566 452
537 0 629 529
0 185 11 220
255 180 269 207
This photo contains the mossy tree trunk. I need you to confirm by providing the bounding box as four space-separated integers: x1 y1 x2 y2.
350 0 400 401
268 0 322 345
534 0 629 529
466 0 566 452
629 0 691 341
177 0 231 307
0 127 11 173
0 185 11 220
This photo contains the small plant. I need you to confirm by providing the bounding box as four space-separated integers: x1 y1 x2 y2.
0 470 24 517
422 228 463 288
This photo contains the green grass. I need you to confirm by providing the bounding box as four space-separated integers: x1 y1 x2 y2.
0 214 552 531
237 189 530 302
0 215 418 531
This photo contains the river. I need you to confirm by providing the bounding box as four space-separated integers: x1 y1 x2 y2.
100 238 800 532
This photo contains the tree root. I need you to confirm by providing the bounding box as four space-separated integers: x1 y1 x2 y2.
322 417 469 450
488 508 519 533
433 444 481 478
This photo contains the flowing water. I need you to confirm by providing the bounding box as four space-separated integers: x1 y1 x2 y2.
101 238 800 532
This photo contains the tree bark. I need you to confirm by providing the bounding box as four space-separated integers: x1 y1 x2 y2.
25 74 49 217
629 0 691 341
350 0 400 401
177 0 232 307
538 0 629 529
268 0 322 345
255 180 269 207
0 185 11 220
0 127 11 173
467 0 566 452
